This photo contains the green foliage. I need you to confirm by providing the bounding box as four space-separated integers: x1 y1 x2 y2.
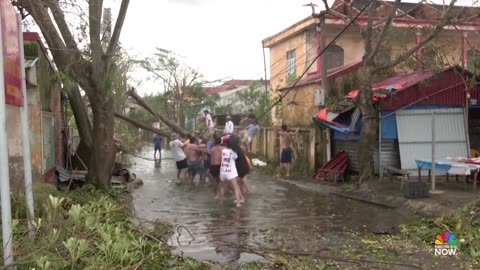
235 81 264 108
287 72 297 83
181 84 220 131
215 104 233 115
235 80 272 126
401 200 480 259
7 184 211 269
255 90 272 127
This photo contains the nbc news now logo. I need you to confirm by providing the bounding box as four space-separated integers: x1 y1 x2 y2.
434 231 458 256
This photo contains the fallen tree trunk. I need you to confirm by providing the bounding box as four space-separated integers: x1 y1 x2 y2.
114 113 170 137
127 88 189 136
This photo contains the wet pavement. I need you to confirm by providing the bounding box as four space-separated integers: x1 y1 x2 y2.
130 148 418 264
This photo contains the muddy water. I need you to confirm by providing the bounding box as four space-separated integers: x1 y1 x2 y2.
131 149 417 264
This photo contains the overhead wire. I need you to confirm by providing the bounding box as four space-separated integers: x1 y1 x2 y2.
256 0 376 121
228 34 321 83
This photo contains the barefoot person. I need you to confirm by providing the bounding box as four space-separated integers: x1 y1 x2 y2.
186 136 206 184
243 119 259 153
169 134 188 180
233 138 250 196
219 136 245 207
276 125 299 177
209 134 224 198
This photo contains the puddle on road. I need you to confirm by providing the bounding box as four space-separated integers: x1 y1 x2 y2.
130 149 417 264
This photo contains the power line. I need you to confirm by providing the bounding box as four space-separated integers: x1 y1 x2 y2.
257 0 375 121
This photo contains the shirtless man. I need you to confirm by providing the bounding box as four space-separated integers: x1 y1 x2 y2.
186 136 206 184
208 134 224 197
275 125 299 177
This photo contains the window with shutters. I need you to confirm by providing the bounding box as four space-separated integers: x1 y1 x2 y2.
286 49 296 80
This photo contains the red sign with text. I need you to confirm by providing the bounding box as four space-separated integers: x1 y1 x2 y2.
0 0 23 107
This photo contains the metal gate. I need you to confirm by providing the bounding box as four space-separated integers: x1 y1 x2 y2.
42 111 55 173
396 108 469 174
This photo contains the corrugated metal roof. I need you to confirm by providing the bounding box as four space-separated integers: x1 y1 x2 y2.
24 58 38 68
372 70 433 91
381 67 479 111
396 108 469 174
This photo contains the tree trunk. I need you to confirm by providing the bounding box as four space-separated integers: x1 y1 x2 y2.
127 89 189 136
65 84 93 157
357 68 378 184
88 96 116 190
114 112 169 136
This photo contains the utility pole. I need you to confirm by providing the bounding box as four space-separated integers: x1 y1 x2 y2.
262 41 268 93
319 12 329 96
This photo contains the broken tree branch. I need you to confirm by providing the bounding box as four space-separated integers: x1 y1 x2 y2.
126 88 189 136
114 113 169 137
89 0 103 59
45 0 81 54
368 0 400 61
364 0 375 58
376 0 458 71
107 0 130 56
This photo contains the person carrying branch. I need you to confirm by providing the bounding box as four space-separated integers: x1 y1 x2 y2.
275 125 299 177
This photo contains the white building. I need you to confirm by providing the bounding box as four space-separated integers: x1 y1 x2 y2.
204 80 270 114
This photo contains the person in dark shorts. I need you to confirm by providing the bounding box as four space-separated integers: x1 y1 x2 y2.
281 147 293 163
276 125 299 177
153 134 162 160
169 134 188 179
227 135 250 197
186 136 206 183
209 134 224 197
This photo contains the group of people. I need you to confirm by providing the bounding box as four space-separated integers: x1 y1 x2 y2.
160 109 299 207
168 131 251 207
203 109 260 154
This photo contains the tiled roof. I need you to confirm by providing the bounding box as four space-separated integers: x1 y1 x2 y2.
204 79 270 95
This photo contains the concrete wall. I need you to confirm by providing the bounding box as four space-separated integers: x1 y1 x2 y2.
5 38 65 188
280 84 318 126
27 77 43 182
269 31 311 125
6 104 23 190
250 127 326 173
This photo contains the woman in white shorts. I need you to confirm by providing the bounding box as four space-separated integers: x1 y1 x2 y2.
219 144 244 207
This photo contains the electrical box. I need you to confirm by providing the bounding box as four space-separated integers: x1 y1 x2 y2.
314 89 324 106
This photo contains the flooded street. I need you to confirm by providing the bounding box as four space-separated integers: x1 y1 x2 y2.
131 148 418 264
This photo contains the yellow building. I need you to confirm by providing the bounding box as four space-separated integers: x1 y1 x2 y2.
263 0 480 126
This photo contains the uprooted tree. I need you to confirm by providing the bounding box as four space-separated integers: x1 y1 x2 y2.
321 0 480 184
14 0 131 190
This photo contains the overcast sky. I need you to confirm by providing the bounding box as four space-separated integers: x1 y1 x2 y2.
116 0 312 95
112 0 476 95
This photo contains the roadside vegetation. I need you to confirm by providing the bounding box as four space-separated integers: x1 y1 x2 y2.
5 182 478 269
6 183 211 269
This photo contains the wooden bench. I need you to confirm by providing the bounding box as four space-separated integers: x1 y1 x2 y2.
379 166 411 190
